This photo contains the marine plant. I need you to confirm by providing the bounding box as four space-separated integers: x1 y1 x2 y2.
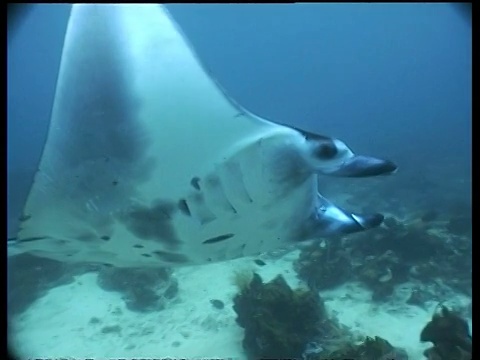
232 272 328 359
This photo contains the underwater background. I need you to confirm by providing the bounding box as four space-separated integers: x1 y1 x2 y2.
7 4 471 360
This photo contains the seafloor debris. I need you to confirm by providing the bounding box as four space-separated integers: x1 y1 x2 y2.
420 305 472 360
406 287 430 307
88 316 101 324
305 335 409 360
96 266 178 312
356 249 407 301
421 210 439 223
100 324 122 334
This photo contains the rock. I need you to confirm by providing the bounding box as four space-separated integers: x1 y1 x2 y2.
420 305 472 360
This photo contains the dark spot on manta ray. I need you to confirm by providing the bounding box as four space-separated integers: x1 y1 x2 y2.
178 199 191 216
141 253 152 258
190 176 201 190
152 250 189 263
206 175 221 187
210 299 225 309
191 192 206 206
121 200 180 248
202 233 235 244
100 235 111 241
133 244 144 249
77 233 97 242
17 236 48 243
19 214 31 222
254 259 267 266
189 193 216 225
207 258 212 262
203 176 238 214
150 200 176 220
112 180 118 186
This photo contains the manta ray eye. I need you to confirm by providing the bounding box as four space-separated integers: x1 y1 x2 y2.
314 142 337 159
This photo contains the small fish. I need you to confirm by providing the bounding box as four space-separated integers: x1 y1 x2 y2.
254 259 266 266
210 299 224 309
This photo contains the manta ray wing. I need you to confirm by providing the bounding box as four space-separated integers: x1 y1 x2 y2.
12 4 298 266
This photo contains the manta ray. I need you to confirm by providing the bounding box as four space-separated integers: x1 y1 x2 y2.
8 4 397 268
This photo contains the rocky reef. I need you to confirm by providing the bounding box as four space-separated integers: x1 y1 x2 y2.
96 266 178 312
7 254 95 317
294 210 472 301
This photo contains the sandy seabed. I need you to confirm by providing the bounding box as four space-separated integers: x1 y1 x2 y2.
9 250 472 360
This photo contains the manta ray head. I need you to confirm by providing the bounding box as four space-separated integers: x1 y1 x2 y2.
294 127 397 178
282 126 398 239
